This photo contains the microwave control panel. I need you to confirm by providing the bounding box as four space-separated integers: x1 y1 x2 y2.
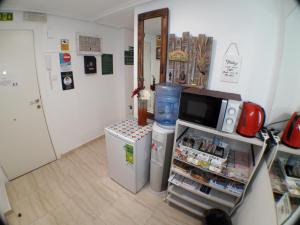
222 100 241 133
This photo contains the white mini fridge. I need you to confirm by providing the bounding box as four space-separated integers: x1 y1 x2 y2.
105 119 152 193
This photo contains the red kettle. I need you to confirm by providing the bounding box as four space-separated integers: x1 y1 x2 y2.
281 112 300 149
237 102 265 138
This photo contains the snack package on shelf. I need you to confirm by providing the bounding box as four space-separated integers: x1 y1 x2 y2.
270 160 288 194
225 150 250 183
187 150 199 165
169 173 184 185
190 168 211 183
209 177 228 190
290 198 300 210
173 159 194 172
178 131 230 165
209 164 223 174
175 148 189 161
196 152 210 164
286 181 300 196
169 173 202 191
278 159 300 196
285 156 300 179
227 182 244 194
182 177 201 190
181 136 196 148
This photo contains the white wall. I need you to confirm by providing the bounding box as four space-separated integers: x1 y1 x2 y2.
119 28 134 118
0 167 10 221
269 5 300 124
0 11 133 157
133 0 282 119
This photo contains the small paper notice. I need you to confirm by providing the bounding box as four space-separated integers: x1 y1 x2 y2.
60 39 69 51
59 52 72 72
221 55 242 83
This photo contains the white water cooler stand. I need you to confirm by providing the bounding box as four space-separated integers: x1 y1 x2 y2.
150 122 175 193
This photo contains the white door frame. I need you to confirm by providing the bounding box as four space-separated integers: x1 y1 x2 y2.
29 29 57 160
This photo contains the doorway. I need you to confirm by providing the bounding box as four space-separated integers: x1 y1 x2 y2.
0 30 56 180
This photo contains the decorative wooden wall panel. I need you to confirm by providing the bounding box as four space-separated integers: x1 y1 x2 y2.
167 32 213 88
167 34 176 82
181 32 190 84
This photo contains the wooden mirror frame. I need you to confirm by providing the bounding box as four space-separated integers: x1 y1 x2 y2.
138 8 169 119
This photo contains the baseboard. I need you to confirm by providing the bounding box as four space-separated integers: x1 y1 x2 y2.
61 135 105 158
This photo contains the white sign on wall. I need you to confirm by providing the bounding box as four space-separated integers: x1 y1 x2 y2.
221 43 242 83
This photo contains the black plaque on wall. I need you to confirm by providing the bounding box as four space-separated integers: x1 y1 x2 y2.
61 71 74 90
101 54 113 75
124 46 134 65
84 56 97 74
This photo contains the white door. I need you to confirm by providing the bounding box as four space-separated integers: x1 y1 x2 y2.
0 30 56 180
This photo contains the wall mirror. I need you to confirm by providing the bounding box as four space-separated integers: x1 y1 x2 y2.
138 8 169 118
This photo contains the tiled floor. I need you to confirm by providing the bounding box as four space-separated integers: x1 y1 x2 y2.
5 137 201 225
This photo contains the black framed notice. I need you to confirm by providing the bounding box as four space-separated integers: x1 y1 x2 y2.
101 54 113 75
61 71 74 90
124 46 134 65
84 56 97 74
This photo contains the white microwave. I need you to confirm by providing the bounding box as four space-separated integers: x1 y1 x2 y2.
178 88 242 133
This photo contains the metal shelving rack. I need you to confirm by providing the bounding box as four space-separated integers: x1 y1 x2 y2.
166 120 267 217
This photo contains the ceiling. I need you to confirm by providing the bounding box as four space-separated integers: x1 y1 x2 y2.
0 0 153 29
96 8 135 29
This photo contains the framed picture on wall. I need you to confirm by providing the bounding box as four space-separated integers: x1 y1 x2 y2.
156 47 161 60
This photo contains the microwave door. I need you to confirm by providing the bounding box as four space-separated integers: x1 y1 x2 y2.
179 93 224 128
216 99 228 131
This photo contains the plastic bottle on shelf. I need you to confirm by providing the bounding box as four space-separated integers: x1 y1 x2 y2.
154 83 182 129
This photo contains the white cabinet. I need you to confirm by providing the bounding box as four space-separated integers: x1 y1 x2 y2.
105 120 152 193
105 132 136 192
